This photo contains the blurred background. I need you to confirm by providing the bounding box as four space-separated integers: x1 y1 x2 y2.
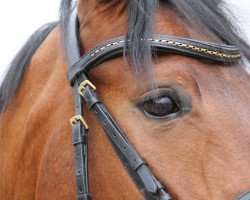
0 0 249 83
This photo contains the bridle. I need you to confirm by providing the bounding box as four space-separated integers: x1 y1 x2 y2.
65 9 249 200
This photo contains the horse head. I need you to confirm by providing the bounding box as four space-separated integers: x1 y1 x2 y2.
0 0 249 199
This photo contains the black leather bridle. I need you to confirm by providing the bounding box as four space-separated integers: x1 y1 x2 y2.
65 9 249 200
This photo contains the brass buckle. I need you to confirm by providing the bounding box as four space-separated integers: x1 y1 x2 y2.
78 80 96 97
70 115 89 130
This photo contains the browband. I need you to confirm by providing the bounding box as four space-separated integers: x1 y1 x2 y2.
65 9 247 200
67 32 242 86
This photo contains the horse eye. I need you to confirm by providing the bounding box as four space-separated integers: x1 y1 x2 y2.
142 96 179 119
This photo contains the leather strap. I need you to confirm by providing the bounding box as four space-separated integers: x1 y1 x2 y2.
75 71 173 200
235 190 250 200
67 35 242 85
71 82 91 200
67 10 91 200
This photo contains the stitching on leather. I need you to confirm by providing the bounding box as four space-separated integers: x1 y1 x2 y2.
68 37 242 84
149 39 241 59
90 38 241 59
90 40 125 57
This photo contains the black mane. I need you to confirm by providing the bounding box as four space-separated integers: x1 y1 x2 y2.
0 22 58 113
0 0 249 113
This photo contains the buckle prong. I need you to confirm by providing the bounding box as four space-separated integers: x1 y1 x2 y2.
70 115 89 130
78 80 96 97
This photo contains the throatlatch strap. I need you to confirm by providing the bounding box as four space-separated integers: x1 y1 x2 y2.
70 80 91 200
67 9 92 200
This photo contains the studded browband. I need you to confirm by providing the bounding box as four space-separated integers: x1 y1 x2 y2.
65 9 247 200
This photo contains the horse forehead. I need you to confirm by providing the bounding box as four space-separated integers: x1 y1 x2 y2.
79 4 218 53
154 7 191 37
154 6 221 42
79 3 226 90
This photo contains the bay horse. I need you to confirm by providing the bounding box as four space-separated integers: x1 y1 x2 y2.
0 0 250 199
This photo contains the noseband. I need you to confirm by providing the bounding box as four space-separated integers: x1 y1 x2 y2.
65 9 249 200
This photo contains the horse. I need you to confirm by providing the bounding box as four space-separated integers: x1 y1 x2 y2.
0 0 250 199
